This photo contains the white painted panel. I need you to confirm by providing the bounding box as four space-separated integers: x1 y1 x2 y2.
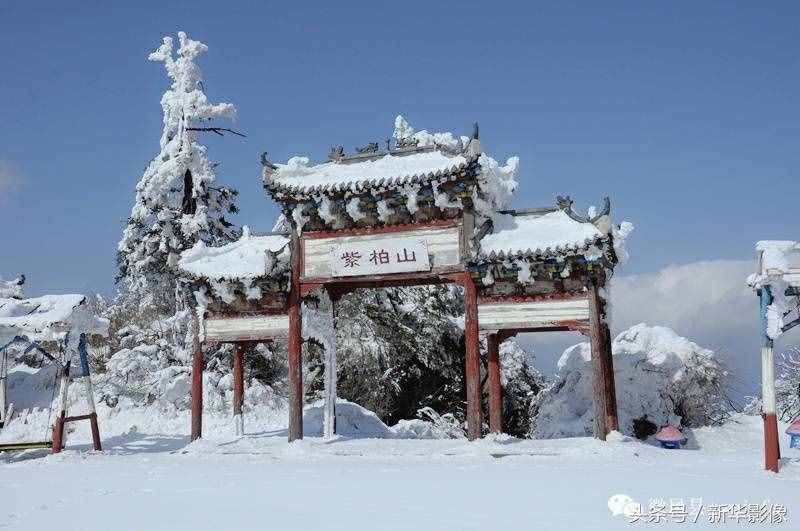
478 298 590 330
785 270 800 287
204 314 289 341
303 225 461 279
329 237 430 277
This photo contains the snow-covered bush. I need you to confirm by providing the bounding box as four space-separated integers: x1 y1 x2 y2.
495 340 546 437
533 324 730 439
775 346 800 420
307 285 465 425
415 407 466 439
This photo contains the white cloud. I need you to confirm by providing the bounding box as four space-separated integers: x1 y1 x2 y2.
518 259 793 400
610 260 756 356
610 260 761 397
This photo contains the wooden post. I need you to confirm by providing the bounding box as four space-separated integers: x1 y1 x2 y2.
82 377 102 451
487 333 503 434
288 232 304 442
462 272 482 440
77 333 101 451
51 361 70 453
760 287 780 473
233 342 245 436
587 277 612 440
190 310 203 441
0 349 6 429
323 290 338 439
601 322 619 432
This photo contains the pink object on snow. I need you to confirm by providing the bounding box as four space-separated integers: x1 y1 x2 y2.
786 419 800 436
655 425 685 443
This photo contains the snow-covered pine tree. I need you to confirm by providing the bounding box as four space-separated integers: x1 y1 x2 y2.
116 32 239 319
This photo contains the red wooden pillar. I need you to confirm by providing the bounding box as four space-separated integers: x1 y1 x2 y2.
601 322 619 432
288 232 304 442
764 411 780 473
587 277 618 439
233 342 245 435
487 333 503 434
89 412 102 451
51 412 66 453
233 343 245 416
462 272 482 440
190 310 203 441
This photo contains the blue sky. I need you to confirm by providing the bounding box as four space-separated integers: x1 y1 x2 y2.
1 1 799 298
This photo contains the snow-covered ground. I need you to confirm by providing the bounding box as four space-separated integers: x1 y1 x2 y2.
1 408 798 530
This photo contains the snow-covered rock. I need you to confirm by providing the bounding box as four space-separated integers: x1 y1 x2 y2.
534 324 729 439
303 399 393 438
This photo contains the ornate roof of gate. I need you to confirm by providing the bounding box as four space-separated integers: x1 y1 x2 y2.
178 227 289 282
263 145 479 198
476 197 616 262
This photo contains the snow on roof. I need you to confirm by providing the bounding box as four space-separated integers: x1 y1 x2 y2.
0 275 24 299
0 294 109 343
178 227 289 281
478 210 605 260
268 149 471 195
757 240 799 276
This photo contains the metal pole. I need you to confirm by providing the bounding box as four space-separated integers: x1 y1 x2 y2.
760 287 780 473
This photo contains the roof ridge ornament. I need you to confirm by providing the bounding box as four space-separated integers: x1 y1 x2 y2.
395 136 419 149
260 152 278 182
328 145 346 162
356 142 380 154
556 195 611 224
465 122 481 157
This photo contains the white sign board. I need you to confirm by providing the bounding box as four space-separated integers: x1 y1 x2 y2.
302 224 461 280
204 314 289 342
477 298 590 331
329 237 431 277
